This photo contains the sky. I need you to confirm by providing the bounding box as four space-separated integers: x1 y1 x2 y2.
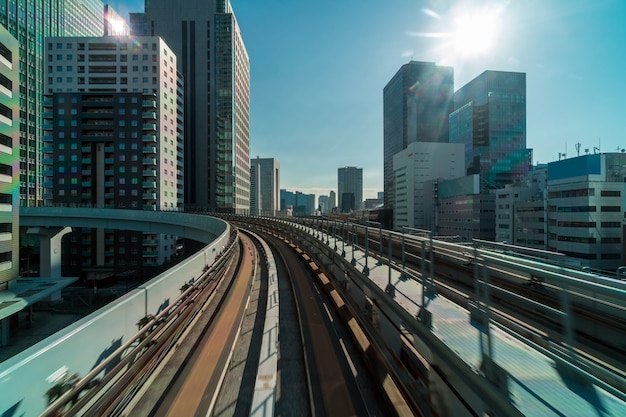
108 0 626 200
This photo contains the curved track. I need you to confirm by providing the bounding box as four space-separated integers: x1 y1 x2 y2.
260 233 374 416
149 234 256 417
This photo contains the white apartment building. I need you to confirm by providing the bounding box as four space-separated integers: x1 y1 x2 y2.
42 36 183 271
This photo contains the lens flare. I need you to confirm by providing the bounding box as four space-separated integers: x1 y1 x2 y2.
451 10 499 56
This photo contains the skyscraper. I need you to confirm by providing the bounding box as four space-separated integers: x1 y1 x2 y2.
338 166 363 213
0 27 19 287
0 0 105 206
250 157 280 216
450 70 531 190
383 61 454 210
136 0 250 213
42 36 184 273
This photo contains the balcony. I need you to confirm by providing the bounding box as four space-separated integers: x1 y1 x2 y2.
142 239 158 246
142 135 157 143
81 158 92 164
142 111 157 119
81 181 91 187
104 181 114 187
142 158 157 166
82 132 114 140
143 193 157 200
142 181 157 188
142 100 157 108
142 146 157 154
142 123 157 131
143 170 157 177
42 146 53 153
42 134 54 141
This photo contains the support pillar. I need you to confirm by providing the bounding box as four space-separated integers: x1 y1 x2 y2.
27 227 72 278
0 317 8 346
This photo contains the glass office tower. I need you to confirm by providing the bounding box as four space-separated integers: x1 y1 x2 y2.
338 166 363 213
136 0 250 213
450 70 531 190
383 61 454 210
0 0 104 206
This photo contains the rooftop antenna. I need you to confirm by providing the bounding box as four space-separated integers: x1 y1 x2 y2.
575 142 581 156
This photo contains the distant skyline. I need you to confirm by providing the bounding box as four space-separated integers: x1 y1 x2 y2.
107 0 626 200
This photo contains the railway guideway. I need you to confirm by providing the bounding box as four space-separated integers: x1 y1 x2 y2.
233 216 626 417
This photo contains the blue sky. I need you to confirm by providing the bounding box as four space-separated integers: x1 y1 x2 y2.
108 0 626 199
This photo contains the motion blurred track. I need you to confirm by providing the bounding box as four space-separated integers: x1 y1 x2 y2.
263 232 386 417
149 234 256 417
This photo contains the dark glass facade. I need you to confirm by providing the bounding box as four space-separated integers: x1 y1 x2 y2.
139 0 250 212
383 61 454 210
450 70 531 190
0 0 104 206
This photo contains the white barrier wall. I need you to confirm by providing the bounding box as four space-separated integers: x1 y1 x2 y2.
0 220 230 417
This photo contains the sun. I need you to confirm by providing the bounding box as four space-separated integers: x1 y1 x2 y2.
452 11 499 55
410 4 507 62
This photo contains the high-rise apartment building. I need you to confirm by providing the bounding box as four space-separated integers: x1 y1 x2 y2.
134 0 250 213
383 61 454 210
42 36 183 274
338 166 363 213
0 27 19 288
450 70 531 190
0 0 105 206
250 157 280 216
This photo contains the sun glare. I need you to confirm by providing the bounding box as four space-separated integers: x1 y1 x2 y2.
452 12 498 55
413 4 506 61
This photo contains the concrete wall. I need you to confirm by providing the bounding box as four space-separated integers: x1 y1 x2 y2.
0 219 230 417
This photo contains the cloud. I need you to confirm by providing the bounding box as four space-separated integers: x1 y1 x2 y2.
401 50 414 58
422 8 441 19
